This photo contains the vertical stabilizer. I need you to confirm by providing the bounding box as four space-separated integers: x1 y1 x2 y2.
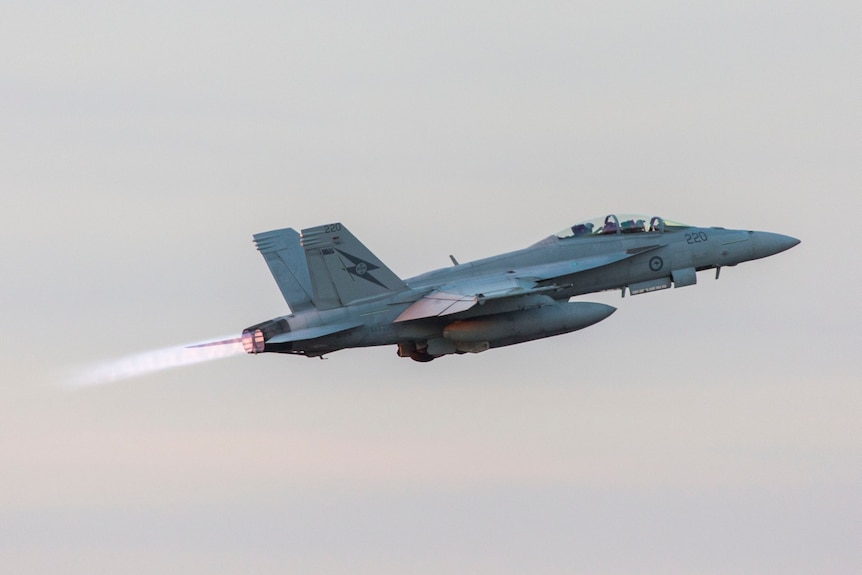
253 228 315 313
300 223 405 309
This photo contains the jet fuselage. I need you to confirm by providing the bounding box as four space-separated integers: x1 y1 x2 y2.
241 216 798 361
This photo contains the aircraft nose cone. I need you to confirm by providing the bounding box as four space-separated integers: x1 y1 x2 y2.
749 232 801 260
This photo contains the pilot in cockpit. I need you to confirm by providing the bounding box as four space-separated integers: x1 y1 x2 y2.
621 219 646 233
571 222 594 237
600 219 618 235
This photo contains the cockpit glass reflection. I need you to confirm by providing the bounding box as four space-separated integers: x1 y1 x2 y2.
555 214 690 239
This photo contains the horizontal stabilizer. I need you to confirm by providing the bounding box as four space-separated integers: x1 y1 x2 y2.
266 322 363 344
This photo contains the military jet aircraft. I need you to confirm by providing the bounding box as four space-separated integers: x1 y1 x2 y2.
227 215 798 362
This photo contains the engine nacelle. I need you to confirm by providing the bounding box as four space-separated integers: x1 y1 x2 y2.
443 301 615 347
242 317 290 354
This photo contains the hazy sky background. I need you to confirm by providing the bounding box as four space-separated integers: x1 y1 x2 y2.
1 1 859 573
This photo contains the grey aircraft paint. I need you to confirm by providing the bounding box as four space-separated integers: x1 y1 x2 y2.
221 214 799 362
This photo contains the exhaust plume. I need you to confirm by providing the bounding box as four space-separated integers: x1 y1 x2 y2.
66 336 244 388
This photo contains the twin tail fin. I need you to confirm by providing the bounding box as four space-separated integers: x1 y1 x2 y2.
254 222 405 312
253 228 315 313
300 223 405 310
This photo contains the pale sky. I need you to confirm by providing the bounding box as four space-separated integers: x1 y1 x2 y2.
1 1 859 573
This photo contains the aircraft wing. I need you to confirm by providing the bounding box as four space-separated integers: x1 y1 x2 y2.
395 245 662 323
393 290 482 322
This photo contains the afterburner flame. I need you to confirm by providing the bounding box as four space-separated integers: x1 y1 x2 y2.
66 336 244 388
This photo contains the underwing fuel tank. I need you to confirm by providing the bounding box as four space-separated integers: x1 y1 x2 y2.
442 301 616 347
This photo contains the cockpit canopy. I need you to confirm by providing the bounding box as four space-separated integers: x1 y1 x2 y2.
554 214 690 240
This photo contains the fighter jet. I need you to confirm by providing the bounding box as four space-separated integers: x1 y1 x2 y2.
231 215 798 362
